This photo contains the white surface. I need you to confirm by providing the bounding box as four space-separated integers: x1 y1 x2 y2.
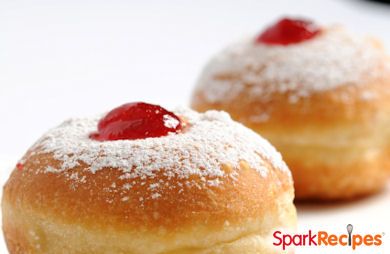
0 0 390 253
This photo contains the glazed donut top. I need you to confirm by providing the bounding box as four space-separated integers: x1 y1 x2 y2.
22 107 289 202
195 25 390 103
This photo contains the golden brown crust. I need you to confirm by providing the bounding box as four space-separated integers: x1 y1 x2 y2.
3 151 291 230
276 137 390 199
192 74 390 200
3 195 296 254
192 77 390 128
291 156 390 200
2 149 296 253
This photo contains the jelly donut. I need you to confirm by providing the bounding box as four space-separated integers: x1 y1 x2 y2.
191 18 390 200
2 102 296 253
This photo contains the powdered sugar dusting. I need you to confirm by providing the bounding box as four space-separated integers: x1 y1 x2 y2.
27 108 289 201
195 26 389 103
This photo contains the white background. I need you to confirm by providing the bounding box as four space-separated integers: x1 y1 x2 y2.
0 0 389 253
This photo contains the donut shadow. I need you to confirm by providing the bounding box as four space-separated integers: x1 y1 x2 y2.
294 187 389 213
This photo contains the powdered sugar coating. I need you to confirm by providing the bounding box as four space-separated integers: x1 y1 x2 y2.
195 26 389 103
27 108 289 200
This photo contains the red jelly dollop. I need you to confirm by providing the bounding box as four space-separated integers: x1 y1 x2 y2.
256 17 320 45
90 102 182 141
16 163 24 170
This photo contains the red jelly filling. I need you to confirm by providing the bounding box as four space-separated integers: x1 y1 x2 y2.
90 102 182 141
256 17 320 45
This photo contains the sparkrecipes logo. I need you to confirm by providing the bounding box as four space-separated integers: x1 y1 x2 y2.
273 224 383 250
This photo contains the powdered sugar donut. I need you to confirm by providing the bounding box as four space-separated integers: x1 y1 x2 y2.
2 102 296 254
191 18 390 200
